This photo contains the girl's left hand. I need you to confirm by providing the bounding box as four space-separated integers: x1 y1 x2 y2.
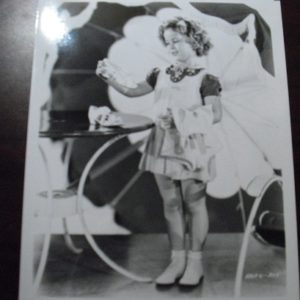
158 109 175 130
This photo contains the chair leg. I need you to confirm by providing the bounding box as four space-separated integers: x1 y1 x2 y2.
63 218 83 254
234 176 282 297
34 144 54 292
77 135 152 282
33 220 52 292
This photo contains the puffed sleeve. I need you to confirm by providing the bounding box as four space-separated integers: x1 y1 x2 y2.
200 74 222 104
146 67 160 89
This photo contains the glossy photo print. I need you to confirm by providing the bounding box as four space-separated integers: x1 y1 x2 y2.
19 0 299 299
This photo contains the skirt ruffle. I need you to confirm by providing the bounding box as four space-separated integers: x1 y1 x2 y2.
139 126 216 182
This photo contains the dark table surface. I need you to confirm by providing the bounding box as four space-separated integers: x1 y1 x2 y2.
39 111 154 138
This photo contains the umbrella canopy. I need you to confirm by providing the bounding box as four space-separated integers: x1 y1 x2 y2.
106 5 282 198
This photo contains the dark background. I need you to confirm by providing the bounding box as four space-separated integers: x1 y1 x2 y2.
0 0 299 299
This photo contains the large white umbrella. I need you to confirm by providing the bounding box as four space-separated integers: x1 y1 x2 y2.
106 7 282 200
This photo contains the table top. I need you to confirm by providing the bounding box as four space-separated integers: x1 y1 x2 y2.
39 111 154 138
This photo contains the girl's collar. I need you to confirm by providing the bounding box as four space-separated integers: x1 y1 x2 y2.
166 58 205 83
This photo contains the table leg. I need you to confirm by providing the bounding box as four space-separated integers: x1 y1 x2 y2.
234 176 282 297
77 135 152 283
62 218 83 254
33 145 55 292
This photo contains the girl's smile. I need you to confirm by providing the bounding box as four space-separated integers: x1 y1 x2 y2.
163 29 196 63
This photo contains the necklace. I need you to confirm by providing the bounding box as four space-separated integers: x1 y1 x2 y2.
166 65 203 82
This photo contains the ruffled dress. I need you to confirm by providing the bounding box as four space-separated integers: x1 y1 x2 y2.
139 65 222 182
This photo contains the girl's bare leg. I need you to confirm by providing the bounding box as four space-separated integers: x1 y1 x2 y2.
154 174 186 284
179 179 208 285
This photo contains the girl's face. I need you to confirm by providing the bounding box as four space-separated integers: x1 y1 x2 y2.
163 29 196 62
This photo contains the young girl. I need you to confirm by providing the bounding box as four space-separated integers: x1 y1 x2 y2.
96 17 222 286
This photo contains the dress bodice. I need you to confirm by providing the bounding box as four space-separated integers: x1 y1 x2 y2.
153 68 207 115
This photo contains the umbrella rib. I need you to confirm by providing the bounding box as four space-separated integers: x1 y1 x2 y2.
67 138 146 189
87 22 123 39
223 100 278 128
52 69 95 75
219 124 247 229
224 106 273 169
110 170 143 208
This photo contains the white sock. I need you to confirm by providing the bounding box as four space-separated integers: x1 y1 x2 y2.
179 250 204 285
155 250 186 285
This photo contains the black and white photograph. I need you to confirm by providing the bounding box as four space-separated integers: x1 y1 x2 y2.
19 0 299 299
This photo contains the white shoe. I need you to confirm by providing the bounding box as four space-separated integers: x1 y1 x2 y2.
155 250 186 285
179 251 204 286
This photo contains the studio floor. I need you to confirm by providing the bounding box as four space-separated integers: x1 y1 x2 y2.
35 233 286 298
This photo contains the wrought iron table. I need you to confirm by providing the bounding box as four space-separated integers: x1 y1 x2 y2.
36 111 154 289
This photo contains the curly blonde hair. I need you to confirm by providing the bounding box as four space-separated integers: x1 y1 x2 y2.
159 17 212 56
